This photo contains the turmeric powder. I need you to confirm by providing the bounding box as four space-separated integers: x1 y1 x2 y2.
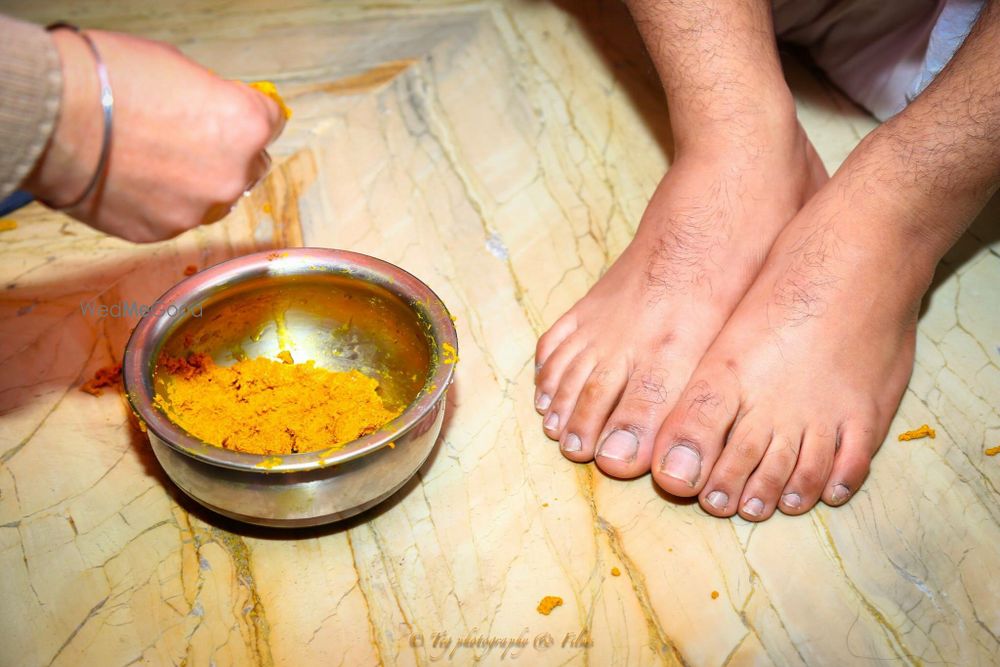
155 354 401 455
985 445 1000 457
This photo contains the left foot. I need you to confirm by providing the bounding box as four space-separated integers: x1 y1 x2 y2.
650 184 936 520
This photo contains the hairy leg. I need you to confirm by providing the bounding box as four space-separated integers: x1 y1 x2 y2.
534 0 827 477
651 0 1000 519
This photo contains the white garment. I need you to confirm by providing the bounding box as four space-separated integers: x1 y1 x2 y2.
772 0 985 120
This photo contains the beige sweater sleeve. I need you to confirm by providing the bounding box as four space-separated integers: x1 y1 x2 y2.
0 15 62 200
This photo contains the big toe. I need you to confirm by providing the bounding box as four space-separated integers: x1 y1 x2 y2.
593 364 684 479
652 370 740 497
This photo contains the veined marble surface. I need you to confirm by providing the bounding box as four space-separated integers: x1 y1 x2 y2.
1 1 998 665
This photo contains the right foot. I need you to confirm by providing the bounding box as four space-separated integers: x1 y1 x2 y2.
534 128 827 479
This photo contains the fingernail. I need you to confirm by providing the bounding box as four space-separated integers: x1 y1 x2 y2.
543 412 560 430
597 430 639 463
706 490 728 510
782 492 802 509
535 362 544 375
742 497 764 517
536 393 551 411
658 444 702 486
561 433 582 453
831 483 851 504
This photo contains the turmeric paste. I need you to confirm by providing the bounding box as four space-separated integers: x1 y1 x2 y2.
81 364 122 396
985 445 1000 457
536 596 563 616
898 424 936 441
155 354 401 455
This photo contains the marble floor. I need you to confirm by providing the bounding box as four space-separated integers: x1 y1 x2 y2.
1 1 998 665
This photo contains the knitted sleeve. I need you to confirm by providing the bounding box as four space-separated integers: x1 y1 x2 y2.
0 15 62 199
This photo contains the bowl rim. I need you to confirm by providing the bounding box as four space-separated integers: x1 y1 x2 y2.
122 247 457 473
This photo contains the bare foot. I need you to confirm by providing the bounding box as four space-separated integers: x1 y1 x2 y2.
534 127 827 479
650 180 929 520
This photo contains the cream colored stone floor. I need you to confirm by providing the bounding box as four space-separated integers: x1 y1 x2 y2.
1 1 998 665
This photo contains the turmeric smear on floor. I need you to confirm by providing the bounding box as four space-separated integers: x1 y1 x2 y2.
155 354 400 455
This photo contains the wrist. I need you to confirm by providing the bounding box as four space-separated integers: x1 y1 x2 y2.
23 28 103 205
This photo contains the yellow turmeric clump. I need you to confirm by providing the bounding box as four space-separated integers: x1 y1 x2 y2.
155 354 400 455
985 445 1000 457
898 424 936 441
610 567 621 577
536 596 563 616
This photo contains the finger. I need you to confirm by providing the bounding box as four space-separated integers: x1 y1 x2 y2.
246 150 271 193
244 82 288 144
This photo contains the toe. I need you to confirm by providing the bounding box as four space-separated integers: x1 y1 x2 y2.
779 426 837 515
698 416 772 517
822 422 877 507
535 314 578 372
652 370 740 497
739 431 800 521
542 352 597 441
559 362 629 463
534 333 586 415
594 365 680 479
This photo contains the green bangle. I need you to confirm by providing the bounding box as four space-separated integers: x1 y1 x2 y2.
45 22 114 210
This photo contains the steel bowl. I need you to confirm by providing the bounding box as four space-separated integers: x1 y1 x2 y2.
123 248 457 528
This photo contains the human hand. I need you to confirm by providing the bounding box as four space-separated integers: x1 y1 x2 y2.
24 28 285 243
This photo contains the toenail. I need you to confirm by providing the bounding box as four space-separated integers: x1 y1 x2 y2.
742 497 764 517
658 443 702 487
561 433 582 453
597 430 639 463
706 490 728 510
782 493 802 509
830 483 851 504
543 412 560 430
536 393 551 411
